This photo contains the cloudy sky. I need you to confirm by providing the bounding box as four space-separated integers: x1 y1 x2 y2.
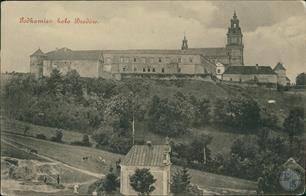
1 1 305 80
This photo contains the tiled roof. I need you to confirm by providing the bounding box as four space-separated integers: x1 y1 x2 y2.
45 48 103 60
187 47 228 57
43 47 228 60
102 49 196 55
122 145 170 167
223 65 276 75
273 62 286 71
30 48 45 56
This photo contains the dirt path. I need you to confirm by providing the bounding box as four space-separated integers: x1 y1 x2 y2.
1 138 104 179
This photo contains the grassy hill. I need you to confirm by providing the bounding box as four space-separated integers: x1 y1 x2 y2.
1 132 257 193
1 77 305 156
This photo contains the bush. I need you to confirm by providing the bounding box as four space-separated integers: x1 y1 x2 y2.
51 130 63 143
36 134 46 140
82 135 91 146
71 140 91 147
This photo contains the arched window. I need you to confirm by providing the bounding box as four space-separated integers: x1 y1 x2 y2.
143 68 146 72
162 68 165 73
134 58 137 62
153 68 155 72
148 68 151 72
159 57 162 63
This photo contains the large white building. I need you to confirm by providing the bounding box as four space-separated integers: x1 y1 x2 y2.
30 12 244 80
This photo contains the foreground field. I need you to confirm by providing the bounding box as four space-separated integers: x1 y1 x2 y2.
2 132 257 194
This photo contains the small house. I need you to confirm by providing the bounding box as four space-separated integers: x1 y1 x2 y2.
120 141 171 196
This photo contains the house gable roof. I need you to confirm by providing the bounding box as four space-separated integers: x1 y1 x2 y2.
223 65 276 75
273 62 286 71
122 145 170 167
30 48 45 57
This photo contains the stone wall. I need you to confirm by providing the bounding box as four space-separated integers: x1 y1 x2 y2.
43 60 100 77
121 73 212 81
101 53 205 76
222 74 277 84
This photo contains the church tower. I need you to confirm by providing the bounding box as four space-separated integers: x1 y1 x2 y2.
181 34 188 50
226 11 244 66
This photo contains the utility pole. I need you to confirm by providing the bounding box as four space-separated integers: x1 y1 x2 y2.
131 91 135 145
132 110 135 145
203 145 206 165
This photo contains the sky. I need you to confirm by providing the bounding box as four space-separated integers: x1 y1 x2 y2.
1 1 305 81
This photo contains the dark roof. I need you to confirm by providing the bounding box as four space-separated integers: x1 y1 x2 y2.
187 47 228 57
45 48 103 60
43 47 228 60
223 65 276 75
30 48 45 57
122 145 170 167
273 62 286 71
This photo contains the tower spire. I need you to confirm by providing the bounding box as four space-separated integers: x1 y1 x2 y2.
181 33 188 50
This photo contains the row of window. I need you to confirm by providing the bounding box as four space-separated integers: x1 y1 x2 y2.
123 67 182 73
107 56 193 64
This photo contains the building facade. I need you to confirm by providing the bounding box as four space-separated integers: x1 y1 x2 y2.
273 62 290 86
120 142 171 196
30 12 244 79
222 63 290 87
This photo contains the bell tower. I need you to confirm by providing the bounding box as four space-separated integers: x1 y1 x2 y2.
226 11 244 66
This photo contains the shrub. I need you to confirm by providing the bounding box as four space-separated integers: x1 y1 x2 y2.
51 130 63 143
36 134 46 140
71 140 91 147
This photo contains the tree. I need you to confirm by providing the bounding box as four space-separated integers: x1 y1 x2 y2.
47 69 63 95
24 126 30 136
51 129 63 142
129 168 156 196
283 107 305 144
171 167 191 195
257 127 271 151
189 134 212 163
148 95 194 136
63 70 83 97
103 170 120 193
295 72 306 85
104 94 136 137
82 134 91 146
213 97 261 132
189 96 210 127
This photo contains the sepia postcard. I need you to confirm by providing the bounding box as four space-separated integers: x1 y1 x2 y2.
1 1 305 195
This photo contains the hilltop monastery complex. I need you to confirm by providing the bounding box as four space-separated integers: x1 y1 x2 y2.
30 12 290 86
